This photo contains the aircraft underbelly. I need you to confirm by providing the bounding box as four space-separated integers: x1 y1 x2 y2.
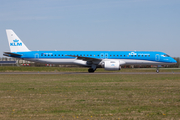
124 59 172 65
25 58 174 66
26 58 88 66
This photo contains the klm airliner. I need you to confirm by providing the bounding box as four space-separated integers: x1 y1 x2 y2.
3 29 177 73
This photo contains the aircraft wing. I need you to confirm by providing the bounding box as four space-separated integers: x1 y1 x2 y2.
3 52 22 57
66 55 101 61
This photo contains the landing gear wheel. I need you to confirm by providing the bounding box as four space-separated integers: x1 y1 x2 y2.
88 68 94 73
156 69 159 73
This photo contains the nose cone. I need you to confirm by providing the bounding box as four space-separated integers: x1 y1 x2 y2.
172 58 177 63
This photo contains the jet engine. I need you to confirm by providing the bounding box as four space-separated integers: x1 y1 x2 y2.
102 61 121 71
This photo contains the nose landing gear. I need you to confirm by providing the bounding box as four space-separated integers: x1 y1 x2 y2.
156 66 159 73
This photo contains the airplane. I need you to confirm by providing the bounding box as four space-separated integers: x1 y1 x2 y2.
3 29 177 73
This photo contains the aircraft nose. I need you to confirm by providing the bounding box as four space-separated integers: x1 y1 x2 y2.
172 59 177 63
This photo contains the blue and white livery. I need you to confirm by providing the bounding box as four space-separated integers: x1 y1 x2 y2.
4 29 177 73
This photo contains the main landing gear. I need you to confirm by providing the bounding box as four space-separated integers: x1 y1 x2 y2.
88 68 95 73
88 64 97 73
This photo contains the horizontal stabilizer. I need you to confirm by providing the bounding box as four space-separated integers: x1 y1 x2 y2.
3 52 22 57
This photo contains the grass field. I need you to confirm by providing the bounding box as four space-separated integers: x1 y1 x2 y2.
0 74 180 119
0 66 180 72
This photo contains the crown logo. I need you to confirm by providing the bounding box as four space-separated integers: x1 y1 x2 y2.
13 39 19 42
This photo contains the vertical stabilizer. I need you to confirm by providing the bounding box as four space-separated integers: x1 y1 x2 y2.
6 29 30 52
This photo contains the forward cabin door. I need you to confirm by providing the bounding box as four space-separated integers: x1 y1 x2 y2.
155 54 160 61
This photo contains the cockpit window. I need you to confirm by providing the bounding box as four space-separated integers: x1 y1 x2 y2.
164 54 170 57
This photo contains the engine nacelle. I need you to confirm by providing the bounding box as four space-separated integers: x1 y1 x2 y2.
103 61 121 71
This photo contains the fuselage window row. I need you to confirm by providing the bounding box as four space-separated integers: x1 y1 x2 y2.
40 53 150 57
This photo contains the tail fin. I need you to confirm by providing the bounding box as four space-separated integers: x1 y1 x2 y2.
6 29 30 52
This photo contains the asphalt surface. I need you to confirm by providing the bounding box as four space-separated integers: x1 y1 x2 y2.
0 72 179 74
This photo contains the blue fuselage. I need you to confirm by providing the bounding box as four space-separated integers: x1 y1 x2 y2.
10 51 176 66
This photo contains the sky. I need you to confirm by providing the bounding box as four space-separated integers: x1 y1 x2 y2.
0 0 180 57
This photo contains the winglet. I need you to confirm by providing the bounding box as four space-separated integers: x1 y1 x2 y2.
6 29 30 52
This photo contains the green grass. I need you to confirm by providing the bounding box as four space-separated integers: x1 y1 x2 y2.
0 74 180 119
0 66 180 72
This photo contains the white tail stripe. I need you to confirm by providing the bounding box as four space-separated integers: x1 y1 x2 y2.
6 29 30 52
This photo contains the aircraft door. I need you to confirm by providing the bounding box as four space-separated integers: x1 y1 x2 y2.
155 54 160 61
35 53 39 60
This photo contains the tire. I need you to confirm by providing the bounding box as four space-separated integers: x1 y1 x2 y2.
88 68 94 73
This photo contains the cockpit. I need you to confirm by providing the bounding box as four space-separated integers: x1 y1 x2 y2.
163 54 170 57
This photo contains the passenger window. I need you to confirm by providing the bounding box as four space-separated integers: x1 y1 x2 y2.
120 55 122 57
124 55 125 57
62 55 63 56
48 54 50 56
142 55 143 57
58 54 60 56
90 55 92 56
135 55 136 57
110 55 112 56
131 55 133 57
149 55 150 57
145 55 147 57
55 54 56 56
113 55 115 56
138 55 140 57
98 55 99 56
117 55 118 56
